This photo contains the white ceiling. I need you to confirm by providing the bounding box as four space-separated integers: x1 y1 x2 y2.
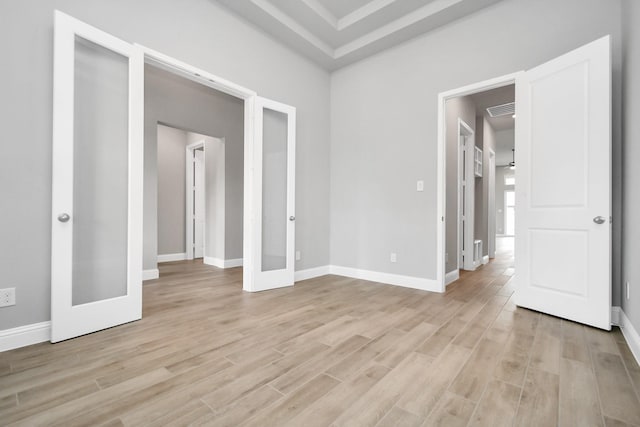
213 0 505 70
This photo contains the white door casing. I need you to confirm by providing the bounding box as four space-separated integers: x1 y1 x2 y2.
186 141 206 260
194 149 205 258
51 11 144 342
458 119 475 271
246 97 296 292
515 36 611 330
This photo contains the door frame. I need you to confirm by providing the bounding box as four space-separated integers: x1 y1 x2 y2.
186 140 205 261
457 118 475 271
135 46 262 292
436 72 520 292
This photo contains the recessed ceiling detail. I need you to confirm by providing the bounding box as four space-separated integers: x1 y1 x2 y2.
214 0 505 70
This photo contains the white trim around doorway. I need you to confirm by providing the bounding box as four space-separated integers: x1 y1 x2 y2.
436 72 521 292
135 45 258 292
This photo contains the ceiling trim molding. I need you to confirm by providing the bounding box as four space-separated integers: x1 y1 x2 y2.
337 0 397 31
216 0 505 70
251 0 335 57
335 0 463 58
300 0 338 28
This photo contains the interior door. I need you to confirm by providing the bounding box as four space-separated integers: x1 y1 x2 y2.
51 11 143 342
515 36 611 330
247 97 296 292
194 149 205 258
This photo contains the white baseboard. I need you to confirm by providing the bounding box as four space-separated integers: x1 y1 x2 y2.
615 306 640 366
224 258 243 268
445 270 459 286
482 255 489 265
158 253 187 263
0 321 51 352
204 257 243 269
143 269 159 281
295 265 331 282
204 256 224 268
329 265 440 293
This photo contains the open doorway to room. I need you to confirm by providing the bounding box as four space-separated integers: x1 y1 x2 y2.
442 82 515 287
156 124 231 272
145 63 245 279
50 11 299 342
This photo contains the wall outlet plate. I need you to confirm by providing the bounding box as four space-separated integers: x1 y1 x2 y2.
0 288 16 307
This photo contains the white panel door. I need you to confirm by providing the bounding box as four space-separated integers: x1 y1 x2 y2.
51 11 144 342
515 36 611 330
247 97 296 292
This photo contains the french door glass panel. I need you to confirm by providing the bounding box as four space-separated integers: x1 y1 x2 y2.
261 108 288 272
72 37 129 305
249 96 296 292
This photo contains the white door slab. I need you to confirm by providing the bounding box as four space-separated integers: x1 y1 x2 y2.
246 97 296 292
194 149 205 258
515 36 611 330
51 11 144 342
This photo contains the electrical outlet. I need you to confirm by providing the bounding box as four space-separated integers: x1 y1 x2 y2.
295 251 301 261
390 253 397 263
0 288 16 307
446 252 449 263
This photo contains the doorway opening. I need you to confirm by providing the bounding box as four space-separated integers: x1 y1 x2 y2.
437 74 517 290
155 122 231 274
147 59 245 280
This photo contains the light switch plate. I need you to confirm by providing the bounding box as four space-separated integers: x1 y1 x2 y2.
416 180 424 192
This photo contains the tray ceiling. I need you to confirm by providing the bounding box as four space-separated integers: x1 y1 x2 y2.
214 0 505 70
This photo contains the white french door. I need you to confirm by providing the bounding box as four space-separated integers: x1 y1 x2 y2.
51 12 144 342
246 97 296 292
515 36 611 330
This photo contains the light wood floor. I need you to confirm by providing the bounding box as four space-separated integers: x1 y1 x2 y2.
2 239 640 426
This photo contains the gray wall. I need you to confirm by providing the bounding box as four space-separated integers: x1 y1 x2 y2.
330 0 623 304
495 129 516 165
444 97 476 274
157 125 188 255
622 0 640 331
0 0 331 330
145 65 244 268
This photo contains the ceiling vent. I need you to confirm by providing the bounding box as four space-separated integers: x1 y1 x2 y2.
486 102 515 118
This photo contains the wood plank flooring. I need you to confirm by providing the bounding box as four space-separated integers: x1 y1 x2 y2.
2 238 640 426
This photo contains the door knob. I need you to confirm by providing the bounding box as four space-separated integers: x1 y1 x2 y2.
289 216 295 221
593 216 606 224
58 213 70 223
